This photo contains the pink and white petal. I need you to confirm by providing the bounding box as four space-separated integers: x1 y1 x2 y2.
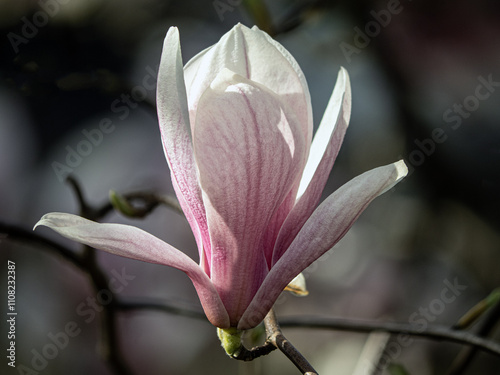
34 213 230 328
193 70 307 325
171 177 210 275
272 68 351 264
250 25 313 145
183 45 210 90
185 24 312 147
261 190 297 267
297 67 351 199
238 160 408 330
184 24 252 128
157 27 211 266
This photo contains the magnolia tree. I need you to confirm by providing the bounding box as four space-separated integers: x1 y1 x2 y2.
3 23 495 375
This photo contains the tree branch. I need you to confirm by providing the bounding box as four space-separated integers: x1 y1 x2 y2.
117 298 207 321
0 222 84 269
265 310 318 374
279 315 500 357
4 219 500 373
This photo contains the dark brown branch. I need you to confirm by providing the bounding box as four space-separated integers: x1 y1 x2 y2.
232 341 278 361
106 297 500 362
279 316 500 357
229 309 318 372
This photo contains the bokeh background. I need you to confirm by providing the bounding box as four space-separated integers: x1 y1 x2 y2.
1 0 500 374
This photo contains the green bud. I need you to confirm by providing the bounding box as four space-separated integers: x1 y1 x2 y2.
388 363 411 375
109 190 135 217
217 327 243 357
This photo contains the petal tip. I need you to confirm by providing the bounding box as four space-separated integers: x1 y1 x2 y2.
394 159 409 181
338 66 349 78
33 220 42 231
165 26 179 39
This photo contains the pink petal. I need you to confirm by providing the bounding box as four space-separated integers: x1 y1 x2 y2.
34 213 230 328
272 68 351 264
193 69 307 325
261 191 297 266
184 24 312 148
238 160 408 329
157 27 211 272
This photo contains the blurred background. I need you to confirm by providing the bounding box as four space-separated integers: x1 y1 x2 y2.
1 0 500 374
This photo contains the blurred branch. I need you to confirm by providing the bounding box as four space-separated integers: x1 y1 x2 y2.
243 0 274 35
0 222 83 269
66 175 183 221
5 177 500 373
273 0 328 36
352 331 391 375
0 221 133 375
117 298 207 320
116 298 500 371
4 222 500 370
109 190 183 218
81 244 133 375
279 316 500 356
13 177 182 374
447 295 500 375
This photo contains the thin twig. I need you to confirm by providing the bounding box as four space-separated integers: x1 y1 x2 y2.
232 341 278 361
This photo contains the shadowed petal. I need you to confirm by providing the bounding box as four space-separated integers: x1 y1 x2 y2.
193 69 307 325
250 25 313 145
34 213 230 328
157 27 211 271
272 68 351 264
238 160 408 330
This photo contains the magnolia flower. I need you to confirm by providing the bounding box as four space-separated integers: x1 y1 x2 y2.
35 24 407 332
